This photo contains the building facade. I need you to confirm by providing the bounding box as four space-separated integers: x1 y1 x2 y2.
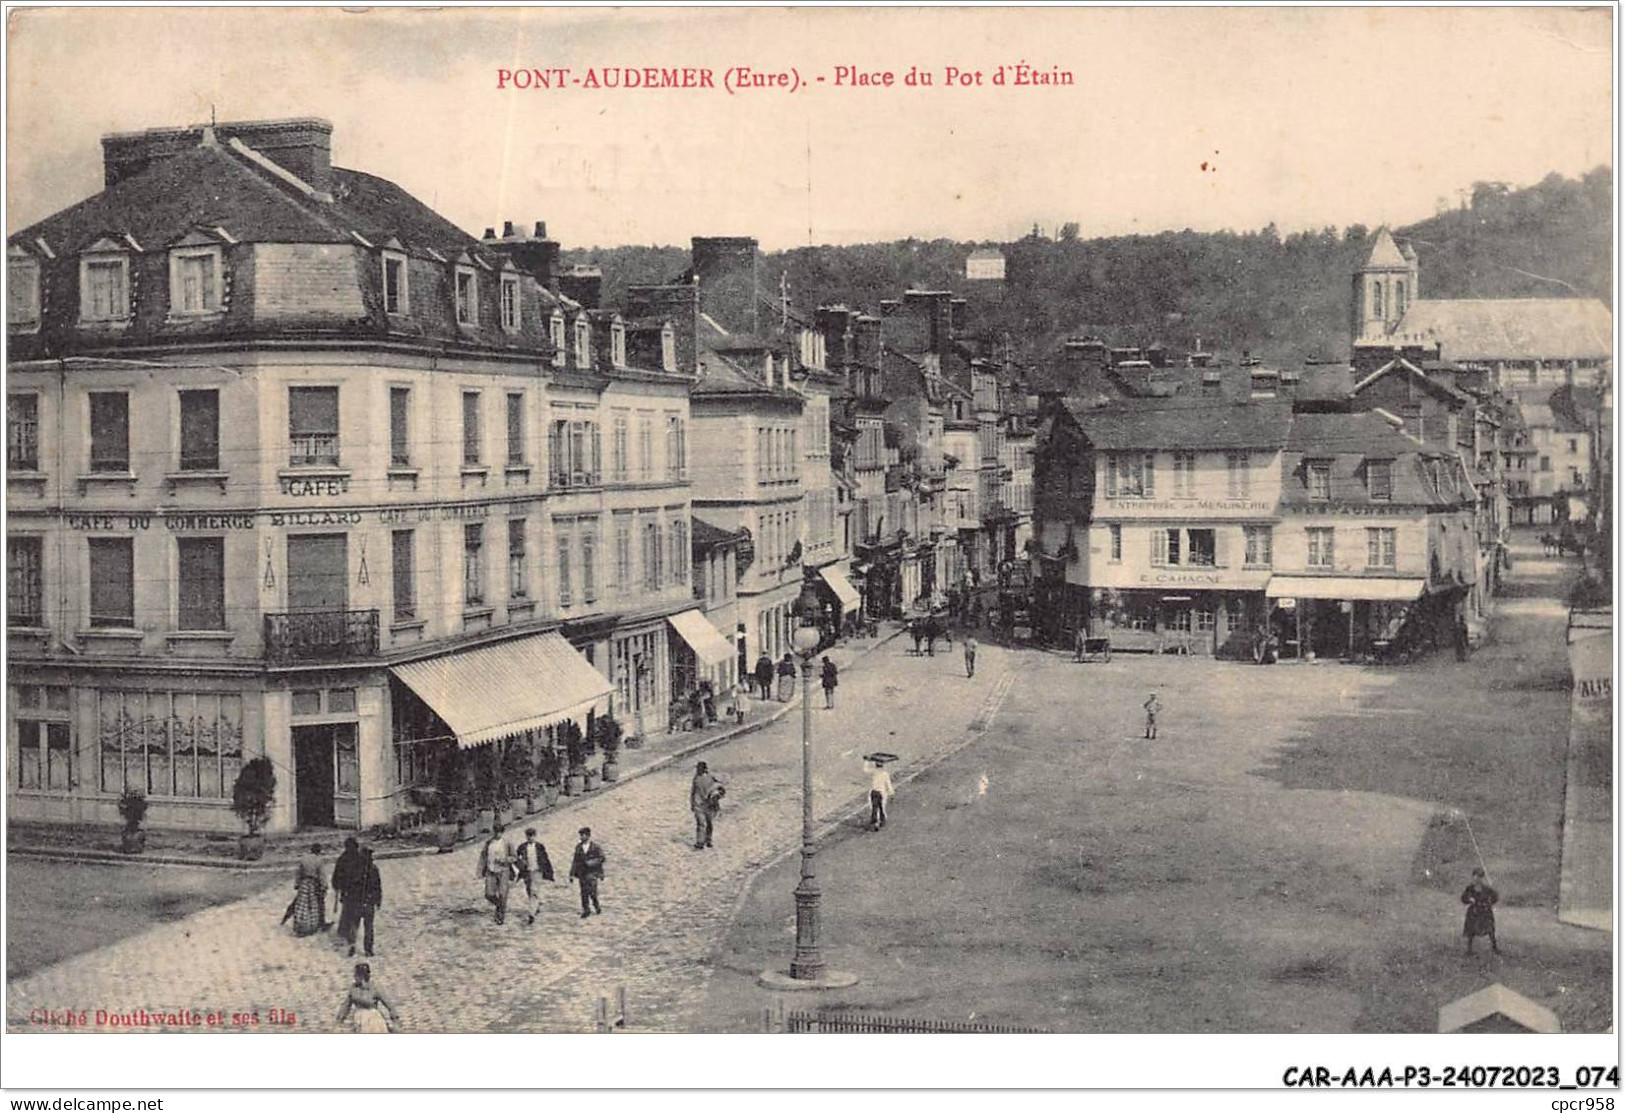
6 119 693 833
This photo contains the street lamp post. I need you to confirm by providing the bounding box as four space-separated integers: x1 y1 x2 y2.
759 579 858 992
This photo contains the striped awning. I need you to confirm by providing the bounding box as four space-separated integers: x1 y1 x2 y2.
666 608 734 666
819 565 862 614
390 632 611 749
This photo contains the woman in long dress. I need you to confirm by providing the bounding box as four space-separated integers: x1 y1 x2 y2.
336 963 398 1033
290 842 329 937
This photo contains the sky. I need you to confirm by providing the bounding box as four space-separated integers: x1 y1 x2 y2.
4 6 1615 250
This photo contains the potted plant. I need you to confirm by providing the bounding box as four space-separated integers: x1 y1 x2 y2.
502 743 532 815
536 746 561 809
472 749 500 832
595 716 624 783
561 721 587 797
117 788 148 855
230 757 277 860
580 721 600 792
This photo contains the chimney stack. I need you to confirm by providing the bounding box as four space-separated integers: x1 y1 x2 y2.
481 219 561 290
103 117 334 191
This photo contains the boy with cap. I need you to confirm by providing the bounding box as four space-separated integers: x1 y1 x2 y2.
516 827 555 926
569 826 606 917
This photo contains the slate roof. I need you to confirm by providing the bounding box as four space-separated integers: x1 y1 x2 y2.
1282 411 1471 508
1387 298 1613 362
1363 227 1411 269
7 126 560 359
691 516 746 550
1548 384 1604 433
1062 398 1293 450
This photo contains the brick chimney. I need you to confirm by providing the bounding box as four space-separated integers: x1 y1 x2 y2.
901 290 954 357
102 117 334 192
692 237 759 337
815 307 857 373
481 220 561 289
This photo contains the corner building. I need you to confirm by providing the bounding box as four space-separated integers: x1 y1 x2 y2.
6 119 694 833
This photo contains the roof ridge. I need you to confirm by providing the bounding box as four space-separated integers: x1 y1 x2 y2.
209 140 355 241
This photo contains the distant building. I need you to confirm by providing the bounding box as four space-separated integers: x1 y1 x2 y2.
965 247 1006 282
1352 227 1611 391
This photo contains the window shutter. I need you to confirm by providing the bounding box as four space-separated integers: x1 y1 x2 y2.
1143 453 1155 496
1151 528 1167 566
1214 529 1228 568
1104 455 1117 497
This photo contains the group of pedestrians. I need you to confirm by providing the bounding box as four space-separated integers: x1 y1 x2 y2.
281 837 384 959
478 822 606 923
751 652 802 702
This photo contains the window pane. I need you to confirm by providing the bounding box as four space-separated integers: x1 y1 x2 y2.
292 689 322 716
463 392 481 464
389 388 410 466
16 720 41 789
178 390 220 470
89 392 129 472
392 529 415 619
88 538 134 627
507 394 524 464
8 535 43 625
384 257 405 314
464 524 484 605
328 688 356 713
509 519 527 597
8 260 40 327
8 394 39 469
288 387 339 465
176 537 226 629
46 721 71 790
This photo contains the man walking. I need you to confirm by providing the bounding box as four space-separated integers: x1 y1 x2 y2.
478 822 514 925
350 847 382 958
690 761 724 850
964 635 978 678
515 827 555 926
754 653 774 700
331 836 364 948
1143 692 1162 740
820 656 838 709
569 826 605 917
869 761 895 831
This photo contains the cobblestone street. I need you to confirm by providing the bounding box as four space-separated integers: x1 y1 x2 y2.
7 635 1011 1033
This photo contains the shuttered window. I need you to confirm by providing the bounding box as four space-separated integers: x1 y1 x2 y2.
88 538 135 627
176 537 225 630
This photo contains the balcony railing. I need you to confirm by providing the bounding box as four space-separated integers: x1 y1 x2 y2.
289 433 341 468
264 609 379 665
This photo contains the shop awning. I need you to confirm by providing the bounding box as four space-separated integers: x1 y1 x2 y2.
1265 576 1426 602
390 632 611 749
819 565 863 614
666 608 734 666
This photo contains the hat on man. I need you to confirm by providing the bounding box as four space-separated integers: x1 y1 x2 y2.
525 827 537 836
579 826 592 837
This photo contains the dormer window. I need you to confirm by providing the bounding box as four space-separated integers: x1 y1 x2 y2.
500 273 521 332
1367 458 1393 500
611 321 627 368
455 267 477 326
8 251 40 332
549 312 566 367
574 317 591 369
168 246 222 315
80 254 130 323
382 251 409 315
1306 459 1332 500
661 324 677 372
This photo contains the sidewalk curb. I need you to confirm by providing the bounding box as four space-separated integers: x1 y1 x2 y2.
4 626 910 874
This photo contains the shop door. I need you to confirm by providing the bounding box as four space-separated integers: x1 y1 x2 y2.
286 535 348 612
293 725 337 828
